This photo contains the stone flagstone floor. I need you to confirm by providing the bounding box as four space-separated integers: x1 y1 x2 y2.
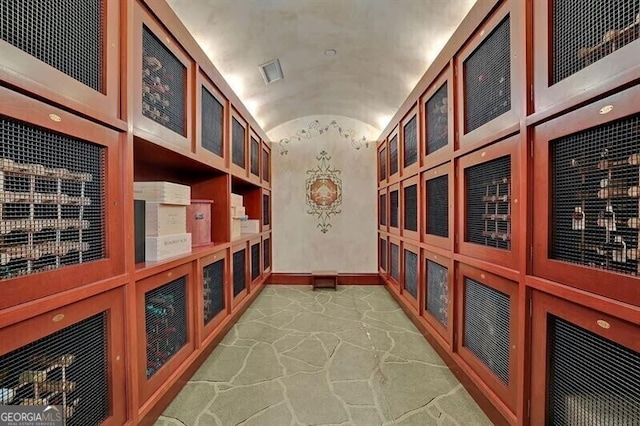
155 285 492 426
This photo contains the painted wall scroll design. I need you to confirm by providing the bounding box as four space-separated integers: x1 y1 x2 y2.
306 151 342 233
279 120 368 155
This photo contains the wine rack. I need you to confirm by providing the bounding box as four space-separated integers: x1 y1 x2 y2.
426 259 448 328
389 133 399 177
403 246 419 307
232 247 246 298
251 136 260 177
202 258 225 326
426 83 449 155
200 85 224 158
379 146 387 182
379 237 387 273
231 116 246 170
379 192 387 228
402 113 418 169
250 241 260 282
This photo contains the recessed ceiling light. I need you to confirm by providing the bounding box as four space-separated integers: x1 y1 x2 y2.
324 49 337 57
259 59 284 85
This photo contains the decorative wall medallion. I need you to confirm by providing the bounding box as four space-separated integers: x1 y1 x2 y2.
306 151 342 233
279 120 368 155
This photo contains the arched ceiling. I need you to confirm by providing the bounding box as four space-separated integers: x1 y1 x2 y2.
166 0 476 135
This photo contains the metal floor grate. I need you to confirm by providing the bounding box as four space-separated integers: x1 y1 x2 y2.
404 184 418 232
426 260 448 326
464 278 510 384
389 135 398 176
466 155 511 250
145 276 187 378
464 16 511 133
0 117 106 280
0 0 104 92
552 115 640 276
232 118 245 168
403 116 418 168
142 26 186 135
390 190 399 228
553 0 640 84
201 87 224 157
427 175 449 237
549 316 640 425
404 250 418 299
251 242 260 281
390 243 399 281
0 312 109 426
203 259 224 325
426 83 449 154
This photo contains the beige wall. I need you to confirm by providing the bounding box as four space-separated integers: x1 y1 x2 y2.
268 115 380 273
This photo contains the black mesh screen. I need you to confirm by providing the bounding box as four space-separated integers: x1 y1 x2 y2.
427 175 449 237
262 149 270 182
466 155 511 250
251 242 260 281
263 194 270 226
380 238 387 271
553 1 640 84
232 119 245 168
233 249 245 297
464 16 511 133
203 259 224 325
263 238 270 270
251 137 260 176
404 250 418 299
403 116 418 168
464 278 511 384
389 135 399 176
548 316 640 425
426 83 449 154
390 243 399 281
380 148 387 181
552 115 640 276
379 194 387 226
145 276 187 378
0 312 108 425
404 184 418 232
0 117 106 280
0 0 104 92
201 87 223 157
390 190 399 228
426 260 448 326
142 26 186 136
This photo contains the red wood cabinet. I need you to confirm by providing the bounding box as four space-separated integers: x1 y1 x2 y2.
387 127 400 184
401 175 420 241
249 130 261 184
388 183 400 235
196 72 228 171
231 242 248 307
421 67 454 170
401 242 420 312
198 249 228 343
262 143 271 188
229 109 248 178
379 234 389 275
422 251 452 346
388 236 401 289
262 234 272 274
378 142 388 186
400 105 420 177
249 236 262 291
423 162 454 250
378 188 388 232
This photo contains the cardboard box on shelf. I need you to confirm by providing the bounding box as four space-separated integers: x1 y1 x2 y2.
145 203 187 236
231 193 243 207
134 181 191 205
241 219 260 234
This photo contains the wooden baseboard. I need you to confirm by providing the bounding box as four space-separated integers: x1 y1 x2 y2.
383 278 510 426
268 273 381 285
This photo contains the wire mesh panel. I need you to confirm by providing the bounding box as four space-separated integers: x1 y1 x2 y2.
0 117 106 280
233 249 246 297
0 0 104 92
203 259 224 325
466 155 511 250
390 190 399 228
404 250 418 299
380 148 387 181
262 149 270 182
553 1 640 84
548 316 640 425
464 278 511 384
201 87 223 157
263 194 270 226
251 137 260 176
390 243 399 281
404 184 418 232
232 118 246 168
552 115 640 276
263 238 270 270
251 242 260 281
379 194 386 226
426 260 448 326
0 312 108 425
380 238 387 271
145 276 187 378
427 176 449 237
389 135 399 176
142 26 186 136
426 83 449 154
463 16 511 134
403 116 418 168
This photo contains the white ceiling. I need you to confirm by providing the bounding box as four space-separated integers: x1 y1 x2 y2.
166 0 476 136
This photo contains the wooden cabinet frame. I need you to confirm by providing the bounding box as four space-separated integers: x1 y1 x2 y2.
532 86 640 306
231 242 248 307
261 143 271 188
378 188 388 232
421 67 454 170
388 236 401 289
400 105 420 177
422 251 453 346
401 242 420 312
262 234 272 274
388 183 400 236
196 71 227 171
248 236 262 291
379 233 388 276
423 162 454 250
401 175 420 241
0 87 125 310
387 127 400 184
249 129 261 184
133 3 194 153
262 188 271 232
378 142 388 186
229 109 248 178
197 249 228 343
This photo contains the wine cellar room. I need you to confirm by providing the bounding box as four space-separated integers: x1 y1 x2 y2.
0 0 638 425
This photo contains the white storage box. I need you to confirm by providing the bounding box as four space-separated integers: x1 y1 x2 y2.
231 193 243 207
231 206 246 217
231 218 243 240
145 233 192 261
241 219 260 234
145 203 186 236
134 181 191 205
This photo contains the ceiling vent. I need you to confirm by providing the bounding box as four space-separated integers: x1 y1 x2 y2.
259 59 284 85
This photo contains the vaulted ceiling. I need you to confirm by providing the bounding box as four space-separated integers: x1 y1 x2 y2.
166 0 476 137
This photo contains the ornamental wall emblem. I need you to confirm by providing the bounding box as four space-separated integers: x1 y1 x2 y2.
306 151 342 233
278 120 368 155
